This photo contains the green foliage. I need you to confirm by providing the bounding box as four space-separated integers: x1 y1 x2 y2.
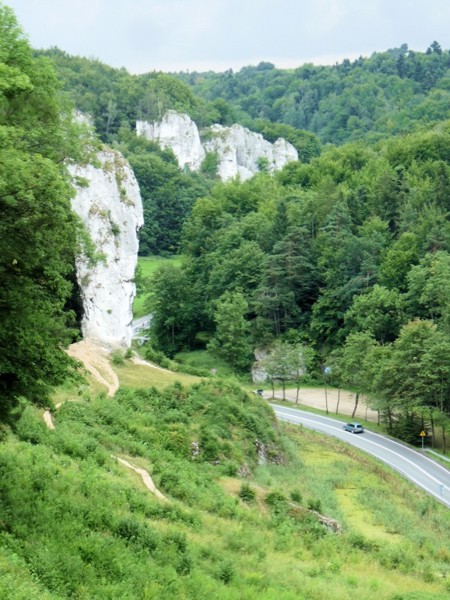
207 290 253 372
180 45 450 145
126 142 211 255
239 482 256 503
3 10 450 597
0 5 83 418
1 378 450 597
142 119 450 459
145 263 203 355
110 349 126 365
200 151 219 178
290 489 302 503
344 285 406 343
307 498 322 513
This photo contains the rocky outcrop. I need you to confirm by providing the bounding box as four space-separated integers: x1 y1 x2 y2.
69 149 143 348
203 124 298 181
136 111 298 181
136 111 205 170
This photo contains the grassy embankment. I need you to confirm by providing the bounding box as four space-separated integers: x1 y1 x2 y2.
1 355 450 599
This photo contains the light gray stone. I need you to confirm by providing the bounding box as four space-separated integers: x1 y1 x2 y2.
136 110 205 170
136 111 298 181
70 149 143 348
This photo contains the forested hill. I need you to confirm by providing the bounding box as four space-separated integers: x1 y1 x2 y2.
178 42 450 145
38 42 450 148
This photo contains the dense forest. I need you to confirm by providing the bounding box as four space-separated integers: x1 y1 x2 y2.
29 39 450 445
146 124 450 444
178 42 450 145
3 5 450 438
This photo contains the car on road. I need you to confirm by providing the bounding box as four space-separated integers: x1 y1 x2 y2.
343 422 364 434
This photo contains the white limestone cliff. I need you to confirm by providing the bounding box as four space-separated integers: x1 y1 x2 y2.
136 111 205 170
136 111 298 181
70 149 143 348
203 124 298 181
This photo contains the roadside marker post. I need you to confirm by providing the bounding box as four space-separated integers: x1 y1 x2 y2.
419 430 426 450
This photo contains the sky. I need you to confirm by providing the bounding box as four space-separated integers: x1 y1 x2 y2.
4 0 450 73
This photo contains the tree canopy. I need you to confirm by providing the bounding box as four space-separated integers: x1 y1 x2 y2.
0 4 83 418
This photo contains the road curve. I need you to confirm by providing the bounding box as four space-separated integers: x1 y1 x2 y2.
272 403 450 508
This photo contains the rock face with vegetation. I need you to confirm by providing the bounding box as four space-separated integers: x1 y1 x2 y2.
136 111 205 171
70 149 143 348
203 123 298 181
136 110 298 181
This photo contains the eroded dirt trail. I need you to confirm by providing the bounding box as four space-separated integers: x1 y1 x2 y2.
42 341 166 501
67 339 119 397
112 456 167 501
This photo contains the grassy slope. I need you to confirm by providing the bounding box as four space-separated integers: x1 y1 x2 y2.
1 360 450 599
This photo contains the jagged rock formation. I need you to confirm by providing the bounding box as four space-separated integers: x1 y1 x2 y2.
136 112 205 170
136 110 298 181
69 149 143 348
203 123 298 181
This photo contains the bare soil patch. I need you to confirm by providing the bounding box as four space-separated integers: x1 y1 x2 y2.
67 339 119 397
268 387 378 422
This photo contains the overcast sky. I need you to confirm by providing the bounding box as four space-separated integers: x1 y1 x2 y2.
4 0 450 73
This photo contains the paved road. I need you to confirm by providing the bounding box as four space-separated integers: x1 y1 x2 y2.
132 314 152 340
272 403 450 508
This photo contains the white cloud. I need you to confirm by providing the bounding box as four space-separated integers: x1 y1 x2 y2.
5 0 450 72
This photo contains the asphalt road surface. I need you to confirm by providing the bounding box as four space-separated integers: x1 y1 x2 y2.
272 403 450 508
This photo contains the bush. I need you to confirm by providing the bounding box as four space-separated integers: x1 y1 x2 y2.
14 406 48 444
110 349 125 365
265 491 287 514
290 489 302 503
142 344 167 365
347 533 377 552
239 483 256 503
307 498 322 513
216 560 235 584
113 517 160 552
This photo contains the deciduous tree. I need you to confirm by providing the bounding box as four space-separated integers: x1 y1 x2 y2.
0 5 82 418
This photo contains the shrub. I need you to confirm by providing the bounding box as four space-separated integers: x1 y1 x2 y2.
239 483 256 503
347 533 377 552
113 517 160 552
110 349 125 365
265 491 287 514
14 406 48 444
142 344 167 365
307 498 322 513
378 545 416 572
216 560 235 584
290 489 302 503
176 553 193 575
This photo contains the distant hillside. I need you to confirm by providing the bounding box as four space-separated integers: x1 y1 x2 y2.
177 42 450 144
39 43 450 150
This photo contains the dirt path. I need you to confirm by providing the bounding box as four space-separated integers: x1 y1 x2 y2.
43 340 120 429
112 456 167 501
268 387 379 422
42 341 165 501
67 339 120 397
130 355 172 373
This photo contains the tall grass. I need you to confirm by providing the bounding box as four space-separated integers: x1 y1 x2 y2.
1 377 450 599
